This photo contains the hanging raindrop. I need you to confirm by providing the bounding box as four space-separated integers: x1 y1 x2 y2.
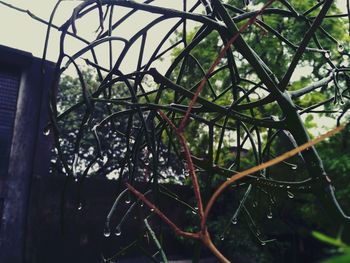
232 217 238 225
115 226 122 236
324 51 331 59
43 127 50 136
77 202 83 210
291 164 297 170
103 226 111 237
287 191 295 199
150 208 155 212
261 241 266 246
220 236 225 241
338 44 344 52
267 207 273 219
125 199 131 204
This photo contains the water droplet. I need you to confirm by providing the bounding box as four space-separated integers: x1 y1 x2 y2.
125 199 131 204
103 226 111 237
287 191 294 199
77 202 83 210
267 207 273 219
150 208 155 212
232 217 238 225
324 51 331 58
291 164 297 170
286 185 291 189
115 226 122 236
252 201 258 208
43 127 50 136
338 44 344 52
140 202 144 207
191 210 197 215
74 178 78 182
220 236 225 241
107 102 112 106
261 241 266 246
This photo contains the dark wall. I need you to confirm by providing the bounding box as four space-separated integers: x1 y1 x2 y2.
0 45 55 263
25 176 196 263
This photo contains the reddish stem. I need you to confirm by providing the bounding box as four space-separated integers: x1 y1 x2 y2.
126 183 199 239
158 110 205 219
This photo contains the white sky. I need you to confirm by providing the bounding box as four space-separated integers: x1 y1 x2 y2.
0 0 347 64
0 0 202 74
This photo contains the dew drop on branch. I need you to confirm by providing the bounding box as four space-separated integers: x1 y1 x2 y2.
103 226 111 237
232 217 238 225
43 127 50 136
287 191 294 199
267 207 273 219
338 44 344 52
115 226 122 237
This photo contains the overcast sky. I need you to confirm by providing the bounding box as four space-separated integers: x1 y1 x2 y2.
0 0 347 63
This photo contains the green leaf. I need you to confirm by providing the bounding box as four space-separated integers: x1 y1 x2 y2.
322 252 350 263
312 231 344 247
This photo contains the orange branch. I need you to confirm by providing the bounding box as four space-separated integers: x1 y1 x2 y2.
202 124 345 228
